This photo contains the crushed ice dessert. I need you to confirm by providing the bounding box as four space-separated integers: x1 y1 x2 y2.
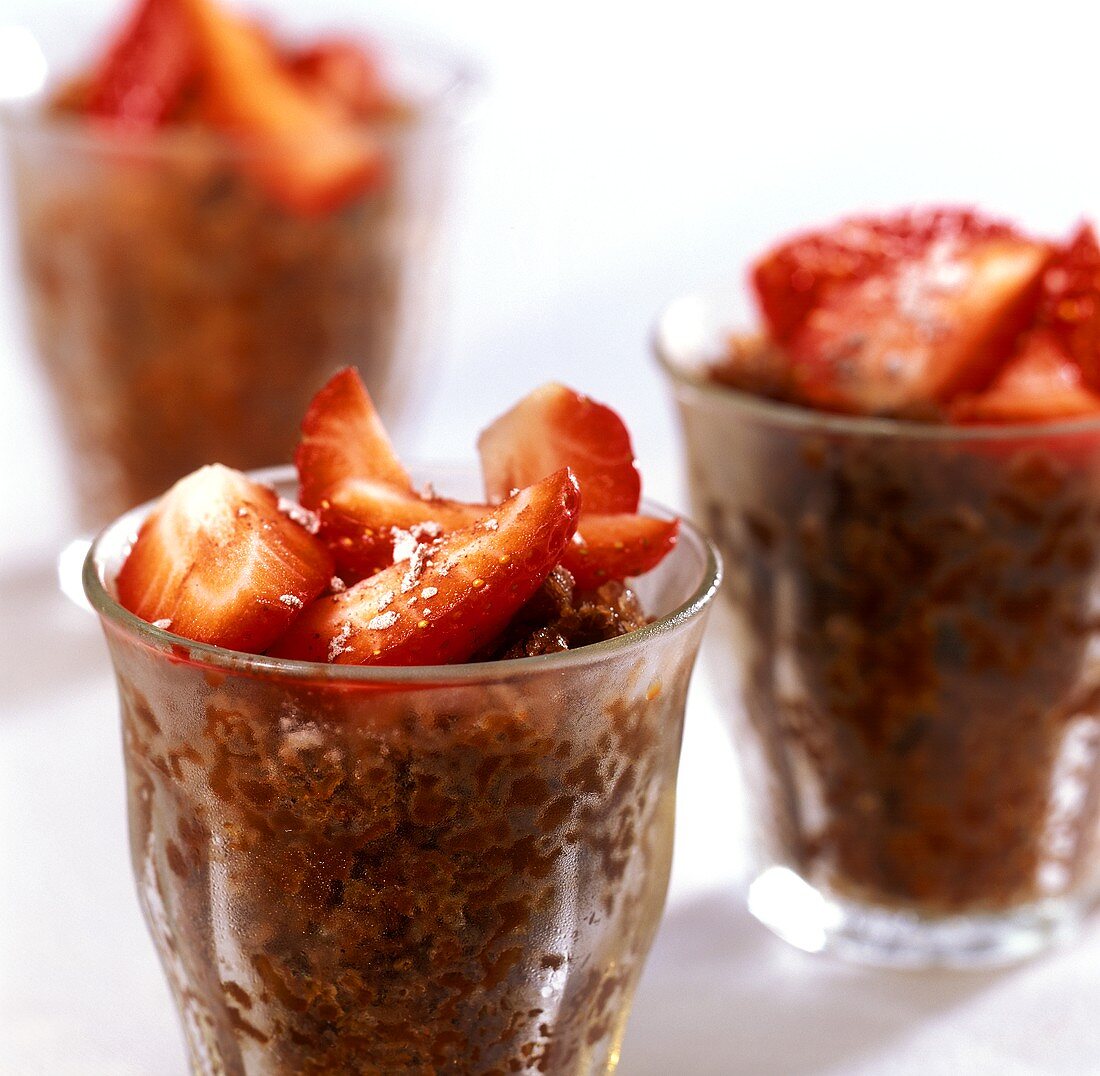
661 207 1100 964
89 372 713 1073
4 0 464 526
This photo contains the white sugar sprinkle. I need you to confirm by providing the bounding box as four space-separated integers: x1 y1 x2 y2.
482 518 499 531
278 497 320 534
420 586 438 599
279 594 304 609
330 576 347 593
367 610 398 631
327 622 353 662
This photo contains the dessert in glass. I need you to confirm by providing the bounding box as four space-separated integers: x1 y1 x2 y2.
83 370 720 1073
657 208 1100 966
2 0 471 529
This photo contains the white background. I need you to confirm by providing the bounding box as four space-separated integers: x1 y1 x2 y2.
5 1 1100 1073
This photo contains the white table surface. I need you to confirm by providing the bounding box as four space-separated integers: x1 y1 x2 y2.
6 1 1100 1073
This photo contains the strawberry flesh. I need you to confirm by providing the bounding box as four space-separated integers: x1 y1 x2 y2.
85 0 198 130
116 464 333 652
562 514 681 590
952 331 1100 423
752 208 1018 344
288 38 394 122
178 0 386 215
787 236 1051 415
270 470 582 665
1031 224 1100 391
478 383 641 514
319 479 486 582
296 367 411 511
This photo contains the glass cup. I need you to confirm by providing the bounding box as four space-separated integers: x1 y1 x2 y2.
1 29 473 531
83 466 720 1074
657 285 1100 968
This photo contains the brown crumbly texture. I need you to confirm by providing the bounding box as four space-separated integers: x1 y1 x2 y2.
113 635 687 1074
477 566 651 661
708 332 797 403
698 373 1100 914
8 107 420 528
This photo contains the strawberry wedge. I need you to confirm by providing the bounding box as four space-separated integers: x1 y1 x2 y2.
296 367 411 510
178 0 386 215
86 0 197 130
1031 224 1100 391
271 470 581 665
751 208 1018 345
320 479 486 582
953 331 1100 423
116 464 333 652
562 513 680 590
478 382 678 581
788 236 1051 414
478 383 641 513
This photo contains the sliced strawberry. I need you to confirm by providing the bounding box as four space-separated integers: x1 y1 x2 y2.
296 367 411 510
179 0 386 214
288 38 394 121
752 208 1018 344
787 236 1051 415
478 383 641 513
563 514 680 589
319 478 486 582
1031 224 1100 390
85 0 198 130
116 465 333 652
952 331 1100 423
270 470 581 665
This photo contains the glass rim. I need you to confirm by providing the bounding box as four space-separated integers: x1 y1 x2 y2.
0 26 479 152
652 284 1100 442
82 464 723 685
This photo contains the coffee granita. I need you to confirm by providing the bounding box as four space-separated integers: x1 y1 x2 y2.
5 0 460 526
98 371 706 1073
665 207 1100 961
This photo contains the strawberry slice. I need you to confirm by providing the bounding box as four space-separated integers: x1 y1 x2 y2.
116 464 333 652
952 331 1100 423
787 235 1051 415
296 367 411 510
1031 224 1100 390
270 470 581 665
478 383 641 513
562 514 680 590
288 38 394 122
319 478 486 582
752 208 1018 344
178 0 386 215
85 0 198 130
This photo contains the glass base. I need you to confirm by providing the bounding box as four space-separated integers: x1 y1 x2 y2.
747 865 1080 969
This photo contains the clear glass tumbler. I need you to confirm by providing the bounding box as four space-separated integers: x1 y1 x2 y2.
657 286 1100 968
83 467 720 1074
2 31 472 530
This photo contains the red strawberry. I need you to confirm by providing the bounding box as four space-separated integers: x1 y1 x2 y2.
1031 224 1100 390
562 514 680 589
478 383 641 513
752 208 1018 344
952 331 1100 423
270 470 581 665
319 478 486 582
116 464 333 652
296 367 411 510
288 38 394 121
85 0 198 130
178 0 386 214
787 236 1051 415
